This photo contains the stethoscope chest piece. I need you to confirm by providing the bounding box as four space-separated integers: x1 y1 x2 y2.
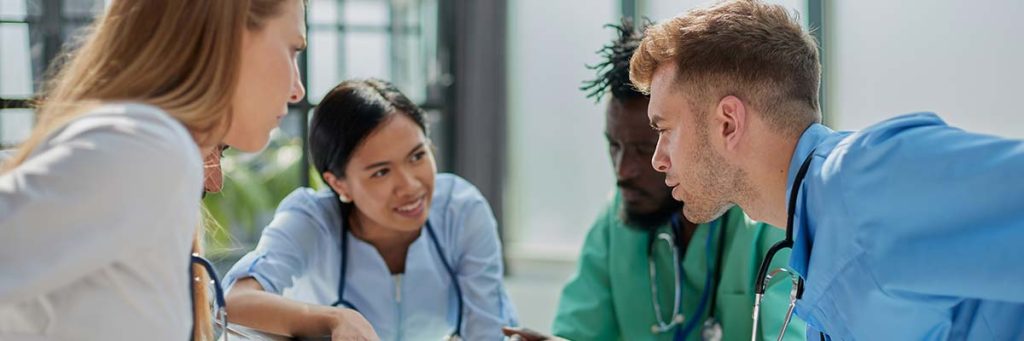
701 317 723 341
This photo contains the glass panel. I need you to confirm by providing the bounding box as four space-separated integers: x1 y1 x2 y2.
61 20 90 44
0 108 34 147
0 23 35 98
308 0 338 25
392 0 421 27
62 0 103 19
342 0 388 27
0 0 37 19
391 32 424 103
277 105 305 141
307 28 340 103
419 0 439 102
343 31 389 81
423 108 444 165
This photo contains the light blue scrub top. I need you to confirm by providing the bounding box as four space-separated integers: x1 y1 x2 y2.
787 113 1024 340
224 173 518 341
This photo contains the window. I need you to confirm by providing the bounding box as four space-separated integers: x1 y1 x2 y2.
1 0 108 147
0 0 449 270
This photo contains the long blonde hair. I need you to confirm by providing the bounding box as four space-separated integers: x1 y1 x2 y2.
1 0 295 339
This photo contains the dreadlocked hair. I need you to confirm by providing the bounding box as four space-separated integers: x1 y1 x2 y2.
581 17 653 102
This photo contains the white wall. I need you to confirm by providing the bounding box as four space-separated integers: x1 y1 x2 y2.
827 1 1024 138
505 0 618 259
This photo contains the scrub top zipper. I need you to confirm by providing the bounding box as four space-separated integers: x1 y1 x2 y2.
394 273 404 341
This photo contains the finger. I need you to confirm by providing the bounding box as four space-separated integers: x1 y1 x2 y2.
502 326 521 336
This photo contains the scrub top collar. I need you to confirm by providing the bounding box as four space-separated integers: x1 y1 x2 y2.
784 123 836 278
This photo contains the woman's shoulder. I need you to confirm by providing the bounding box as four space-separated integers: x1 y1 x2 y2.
275 186 341 227
429 173 496 234
45 102 200 176
63 102 193 143
48 102 201 167
279 186 337 211
431 173 489 213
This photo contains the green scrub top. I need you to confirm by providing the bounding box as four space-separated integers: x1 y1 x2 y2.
552 191 806 341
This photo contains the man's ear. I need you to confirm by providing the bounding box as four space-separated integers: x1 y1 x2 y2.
716 95 747 153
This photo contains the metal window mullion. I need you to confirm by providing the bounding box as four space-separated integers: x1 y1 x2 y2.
807 0 827 124
388 0 399 87
296 4 313 187
41 0 62 74
621 0 637 19
336 0 347 82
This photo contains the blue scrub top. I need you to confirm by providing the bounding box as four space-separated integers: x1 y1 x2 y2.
786 113 1024 339
224 173 518 341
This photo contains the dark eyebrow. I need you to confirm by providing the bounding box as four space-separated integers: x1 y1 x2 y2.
363 160 391 171
362 143 425 171
406 143 425 157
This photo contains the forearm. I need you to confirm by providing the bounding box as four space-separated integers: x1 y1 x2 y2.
225 278 340 338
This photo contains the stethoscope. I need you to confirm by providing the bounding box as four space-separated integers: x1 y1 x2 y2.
751 150 827 341
333 207 465 340
648 211 728 341
192 254 277 341
190 254 230 341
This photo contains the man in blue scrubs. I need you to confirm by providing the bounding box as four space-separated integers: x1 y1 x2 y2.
628 0 1024 339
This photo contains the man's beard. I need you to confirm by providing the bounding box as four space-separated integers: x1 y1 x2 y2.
620 198 683 231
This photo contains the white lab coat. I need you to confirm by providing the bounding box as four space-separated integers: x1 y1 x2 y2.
0 103 202 340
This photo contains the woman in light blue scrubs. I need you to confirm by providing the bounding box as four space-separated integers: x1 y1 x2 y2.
223 79 517 340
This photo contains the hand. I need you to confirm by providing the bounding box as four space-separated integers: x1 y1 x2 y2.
502 326 561 341
330 308 379 341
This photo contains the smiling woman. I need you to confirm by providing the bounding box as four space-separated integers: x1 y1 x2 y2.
221 79 518 340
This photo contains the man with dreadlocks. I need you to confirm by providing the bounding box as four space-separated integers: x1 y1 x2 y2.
504 19 805 341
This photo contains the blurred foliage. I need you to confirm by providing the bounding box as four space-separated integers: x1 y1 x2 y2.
201 130 324 264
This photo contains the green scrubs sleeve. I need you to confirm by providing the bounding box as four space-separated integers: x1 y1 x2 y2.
551 205 620 340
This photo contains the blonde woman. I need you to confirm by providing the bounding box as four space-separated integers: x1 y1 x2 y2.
0 0 376 340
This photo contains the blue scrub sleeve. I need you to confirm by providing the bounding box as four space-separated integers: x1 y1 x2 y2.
451 194 518 340
223 192 325 295
835 114 1024 303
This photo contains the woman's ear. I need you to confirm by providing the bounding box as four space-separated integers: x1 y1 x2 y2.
322 171 352 203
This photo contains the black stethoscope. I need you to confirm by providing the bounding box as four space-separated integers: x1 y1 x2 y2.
332 207 465 340
647 211 728 341
751 150 828 341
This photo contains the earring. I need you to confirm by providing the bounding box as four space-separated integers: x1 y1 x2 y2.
338 193 352 203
